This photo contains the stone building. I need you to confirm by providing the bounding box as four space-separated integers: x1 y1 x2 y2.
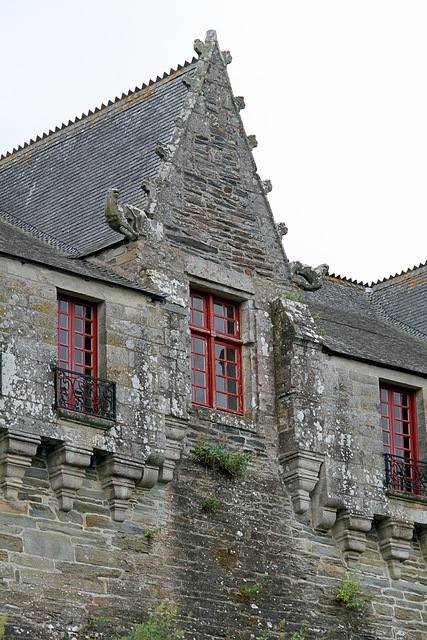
0 30 427 640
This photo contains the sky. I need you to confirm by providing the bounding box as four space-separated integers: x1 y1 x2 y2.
2 0 427 284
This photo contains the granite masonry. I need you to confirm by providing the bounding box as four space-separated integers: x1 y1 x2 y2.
1 30 427 640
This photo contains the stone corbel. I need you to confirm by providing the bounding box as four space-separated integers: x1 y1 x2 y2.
332 510 372 567
138 453 166 490
310 463 341 531
377 518 413 580
0 430 41 500
97 454 144 522
47 444 92 511
279 450 324 514
158 418 187 484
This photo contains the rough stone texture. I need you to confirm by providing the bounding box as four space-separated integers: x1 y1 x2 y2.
0 29 427 640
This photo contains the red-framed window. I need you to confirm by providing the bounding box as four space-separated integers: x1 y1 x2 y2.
58 296 97 377
381 385 418 461
190 291 242 414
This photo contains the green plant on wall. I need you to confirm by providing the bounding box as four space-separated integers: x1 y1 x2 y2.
202 494 220 512
115 601 183 640
0 615 6 640
143 525 162 540
236 578 267 599
193 438 253 477
336 570 373 611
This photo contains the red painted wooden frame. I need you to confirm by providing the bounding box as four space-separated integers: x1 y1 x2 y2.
190 291 243 414
58 296 98 377
380 384 418 462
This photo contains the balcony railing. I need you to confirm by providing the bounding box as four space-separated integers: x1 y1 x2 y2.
384 453 427 496
54 367 116 421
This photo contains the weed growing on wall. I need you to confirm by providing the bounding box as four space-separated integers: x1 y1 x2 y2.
0 615 6 640
114 601 183 640
236 578 267 598
193 438 253 477
336 570 373 611
143 525 162 540
202 494 221 511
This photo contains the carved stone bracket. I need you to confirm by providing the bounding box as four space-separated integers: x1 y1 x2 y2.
98 454 144 522
310 464 341 531
279 450 324 514
138 453 166 490
332 510 372 567
0 430 41 500
158 418 187 484
47 444 92 511
377 518 413 580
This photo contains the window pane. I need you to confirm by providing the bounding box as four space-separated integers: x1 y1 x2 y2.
227 363 237 378
194 338 205 354
75 318 83 333
194 355 205 370
215 345 225 359
85 321 93 335
382 403 388 416
60 346 68 361
402 394 409 406
396 435 402 448
216 376 226 392
404 437 410 449
85 353 92 367
195 387 206 403
226 320 236 335
60 315 68 329
214 316 224 332
382 417 389 429
228 379 237 395
383 432 389 444
75 365 83 373
217 392 227 408
394 406 401 419
227 347 236 362
75 304 83 317
85 336 92 350
394 392 400 404
193 310 204 326
225 305 235 319
395 421 402 434
75 351 83 365
403 423 410 435
216 360 225 375
402 408 409 421
60 300 68 313
193 295 204 311
228 396 238 412
75 334 83 348
60 330 68 345
195 371 205 387
85 306 92 319
381 389 388 401
214 301 223 316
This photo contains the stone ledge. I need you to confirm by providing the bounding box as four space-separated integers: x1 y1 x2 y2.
55 407 114 430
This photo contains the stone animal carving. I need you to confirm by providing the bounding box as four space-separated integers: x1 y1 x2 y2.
104 188 143 241
277 222 288 237
290 261 329 291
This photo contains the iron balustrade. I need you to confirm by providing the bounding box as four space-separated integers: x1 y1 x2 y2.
54 367 116 421
384 453 427 496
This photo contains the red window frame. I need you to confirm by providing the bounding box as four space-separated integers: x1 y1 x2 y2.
190 291 243 414
380 385 418 462
58 296 97 377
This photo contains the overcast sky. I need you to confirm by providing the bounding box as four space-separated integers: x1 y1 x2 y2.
2 0 427 284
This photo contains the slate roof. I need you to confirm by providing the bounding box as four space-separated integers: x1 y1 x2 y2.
371 262 427 336
0 60 197 256
0 214 167 299
306 276 427 377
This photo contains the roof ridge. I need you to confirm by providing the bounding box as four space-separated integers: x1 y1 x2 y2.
326 273 368 288
371 259 427 287
0 57 198 162
0 210 81 255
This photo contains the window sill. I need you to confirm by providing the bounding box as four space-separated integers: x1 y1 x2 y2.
55 407 114 430
190 404 257 434
384 488 427 506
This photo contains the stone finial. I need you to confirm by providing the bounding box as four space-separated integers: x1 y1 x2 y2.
104 188 143 241
277 222 288 238
377 518 413 580
247 135 258 149
332 510 372 567
158 418 187 484
98 454 144 522
222 50 232 65
279 450 324 514
234 96 246 111
47 444 92 511
193 38 207 57
290 261 329 291
262 179 272 194
154 141 170 161
0 430 41 500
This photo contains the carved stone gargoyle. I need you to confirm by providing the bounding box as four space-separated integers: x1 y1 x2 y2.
104 188 145 240
290 261 329 291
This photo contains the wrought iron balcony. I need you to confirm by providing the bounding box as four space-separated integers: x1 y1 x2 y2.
54 367 116 421
384 453 427 496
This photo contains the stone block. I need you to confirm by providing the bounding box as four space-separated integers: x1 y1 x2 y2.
23 530 74 561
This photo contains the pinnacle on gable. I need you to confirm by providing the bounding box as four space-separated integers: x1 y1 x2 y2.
234 96 245 111
222 50 232 65
247 135 258 149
